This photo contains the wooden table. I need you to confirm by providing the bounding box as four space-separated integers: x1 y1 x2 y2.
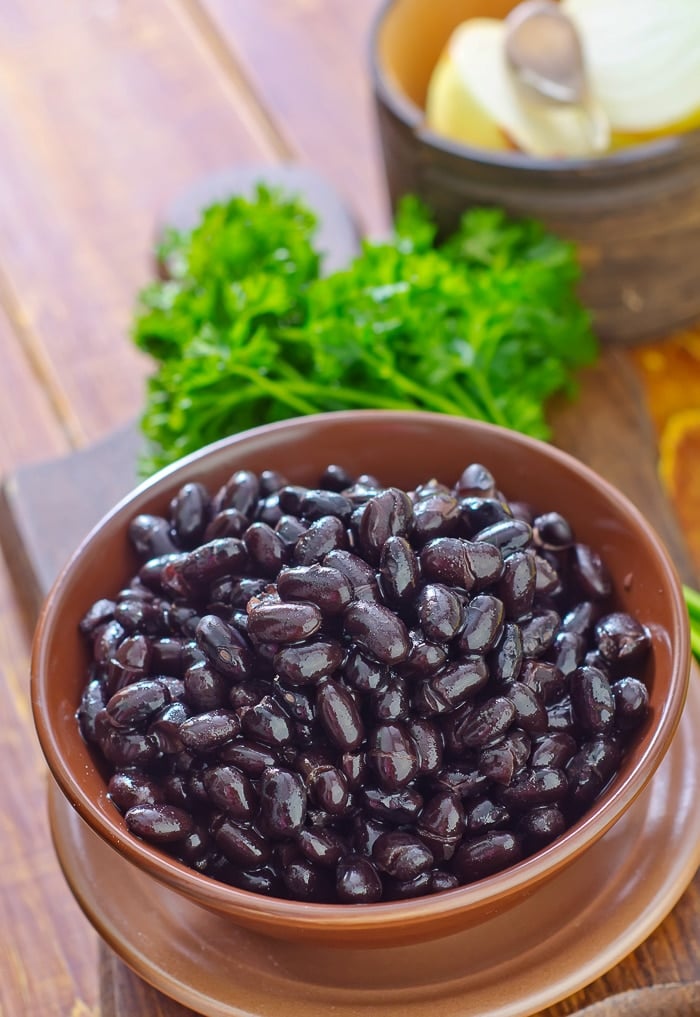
0 3 699 1016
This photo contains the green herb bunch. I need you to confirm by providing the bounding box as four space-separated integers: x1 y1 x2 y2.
134 186 597 476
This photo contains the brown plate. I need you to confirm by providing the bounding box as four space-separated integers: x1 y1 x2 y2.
49 665 700 1017
575 980 700 1015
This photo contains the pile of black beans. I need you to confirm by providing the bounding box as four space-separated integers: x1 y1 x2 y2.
77 462 651 905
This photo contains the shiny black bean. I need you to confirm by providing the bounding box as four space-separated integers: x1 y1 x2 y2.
379 537 421 606
179 709 240 753
358 488 413 562
92 619 125 666
274 639 344 685
336 855 383 903
398 633 447 678
203 765 256 819
247 601 322 644
218 740 277 777
282 859 331 902
546 696 577 734
183 662 228 711
361 787 423 825
316 679 364 751
368 722 419 791
477 742 515 785
195 615 253 680
500 767 568 808
77 678 107 743
505 681 547 734
430 870 459 893
420 538 475 590
215 470 260 517
416 584 464 642
473 518 533 557
458 594 504 655
256 493 283 527
125 803 194 843
520 610 560 658
412 493 460 542
319 464 354 491
431 658 489 708
150 638 188 677
340 749 370 790
453 831 523 883
566 736 622 807
203 508 249 542
106 633 152 694
570 665 615 734
273 685 315 725
300 489 353 523
533 512 573 550
108 770 164 812
572 543 612 600
344 650 385 692
100 727 160 767
373 831 433 881
228 679 272 711
432 765 489 801
519 805 567 848
497 551 536 620
595 613 651 665
322 549 381 603
243 523 288 576
128 515 179 559
371 675 410 722
455 697 516 749
275 514 308 547
488 622 523 686
561 601 598 637
215 818 271 867
383 872 433 900
79 598 116 637
551 630 585 676
149 701 190 753
455 463 496 498
464 540 505 588
464 797 510 833
520 659 566 704
344 600 410 665
297 828 346 868
407 718 444 777
170 483 210 548
612 677 649 730
531 732 578 769
241 695 294 748
308 766 350 813
293 516 348 565
259 766 307 838
533 555 561 596
460 497 512 536
418 790 465 861
277 564 353 615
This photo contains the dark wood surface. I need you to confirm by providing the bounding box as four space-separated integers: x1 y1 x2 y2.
0 2 699 1016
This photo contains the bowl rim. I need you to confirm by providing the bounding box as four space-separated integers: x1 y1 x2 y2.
368 0 700 177
31 410 691 929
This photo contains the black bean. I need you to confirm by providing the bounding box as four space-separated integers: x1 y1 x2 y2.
433 765 489 800
361 787 423 824
546 696 577 734
101 728 159 767
488 622 523 686
531 733 578 769
459 594 504 655
418 790 465 861
241 695 294 748
478 742 515 785
344 600 410 665
170 483 210 548
412 493 460 542
195 615 253 680
215 819 271 867
352 815 389 856
371 675 410 722
218 740 277 777
243 523 288 576
274 639 344 685
275 514 308 547
259 766 307 838
340 749 370 790
77 678 107 743
282 859 331 902
519 806 567 848
497 551 536 620
533 554 561 596
572 543 612 600
473 519 533 557
277 564 353 615
336 855 383 903
430 658 489 708
551 630 585 676
373 831 434 880
80 598 116 637
215 470 260 517
520 660 566 705
464 540 505 588
358 488 413 562
520 610 560 658
203 508 249 542
430 870 460 893
455 463 496 498
533 512 573 551
297 828 346 867
108 770 164 812
420 538 475 590
460 497 512 535
505 681 547 734
294 516 348 565
612 677 649 730
180 709 240 753
570 666 615 735
500 767 568 808
247 601 323 644
464 797 510 833
368 722 419 791
453 831 524 883
379 536 421 605
595 613 651 665
566 736 622 807
455 697 516 749
316 679 364 751
149 701 190 753
92 619 125 666
300 489 353 523
323 549 382 603
561 601 598 637
320 464 354 491
183 662 228 712
407 718 444 777
128 515 178 560
106 633 152 694
308 766 350 813
125 803 194 843
398 633 447 678
416 584 464 642
344 650 385 692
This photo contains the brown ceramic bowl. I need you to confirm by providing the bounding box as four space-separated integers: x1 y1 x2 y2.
370 0 700 345
32 411 690 948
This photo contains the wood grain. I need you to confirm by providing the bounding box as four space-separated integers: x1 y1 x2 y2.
195 0 390 235
0 0 270 447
